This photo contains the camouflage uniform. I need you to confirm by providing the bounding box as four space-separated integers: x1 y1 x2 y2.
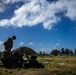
3 37 13 52
11 48 24 68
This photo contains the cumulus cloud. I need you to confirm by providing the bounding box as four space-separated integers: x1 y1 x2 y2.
64 0 76 21
0 0 28 12
28 42 34 46
19 42 24 45
0 0 76 30
0 0 6 12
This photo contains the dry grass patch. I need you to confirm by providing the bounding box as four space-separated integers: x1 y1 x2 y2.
0 56 76 75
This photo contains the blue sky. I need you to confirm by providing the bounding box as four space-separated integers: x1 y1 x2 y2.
0 0 76 53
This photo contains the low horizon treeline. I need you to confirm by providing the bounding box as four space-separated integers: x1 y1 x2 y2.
37 48 76 56
0 48 76 56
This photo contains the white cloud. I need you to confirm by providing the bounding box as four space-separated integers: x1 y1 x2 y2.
0 0 76 30
0 0 24 5
38 47 52 53
0 0 6 12
0 41 3 45
0 0 27 12
64 0 76 21
53 43 60 49
39 43 43 46
0 41 4 51
56 43 60 46
19 42 24 45
0 19 10 27
28 42 34 46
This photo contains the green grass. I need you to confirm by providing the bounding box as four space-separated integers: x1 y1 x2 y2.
0 56 76 75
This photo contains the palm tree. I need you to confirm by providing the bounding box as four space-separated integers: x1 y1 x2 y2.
39 51 42 55
65 48 70 55
74 49 76 56
69 50 74 56
61 48 65 55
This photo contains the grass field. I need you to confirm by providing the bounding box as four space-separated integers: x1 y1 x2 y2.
0 56 76 75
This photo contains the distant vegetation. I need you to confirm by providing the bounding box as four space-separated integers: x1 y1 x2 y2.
37 48 76 56
0 48 76 57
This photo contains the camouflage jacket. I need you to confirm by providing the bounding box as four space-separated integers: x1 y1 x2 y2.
3 37 13 48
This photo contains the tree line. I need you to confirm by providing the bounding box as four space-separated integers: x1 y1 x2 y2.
0 48 76 57
38 48 76 56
